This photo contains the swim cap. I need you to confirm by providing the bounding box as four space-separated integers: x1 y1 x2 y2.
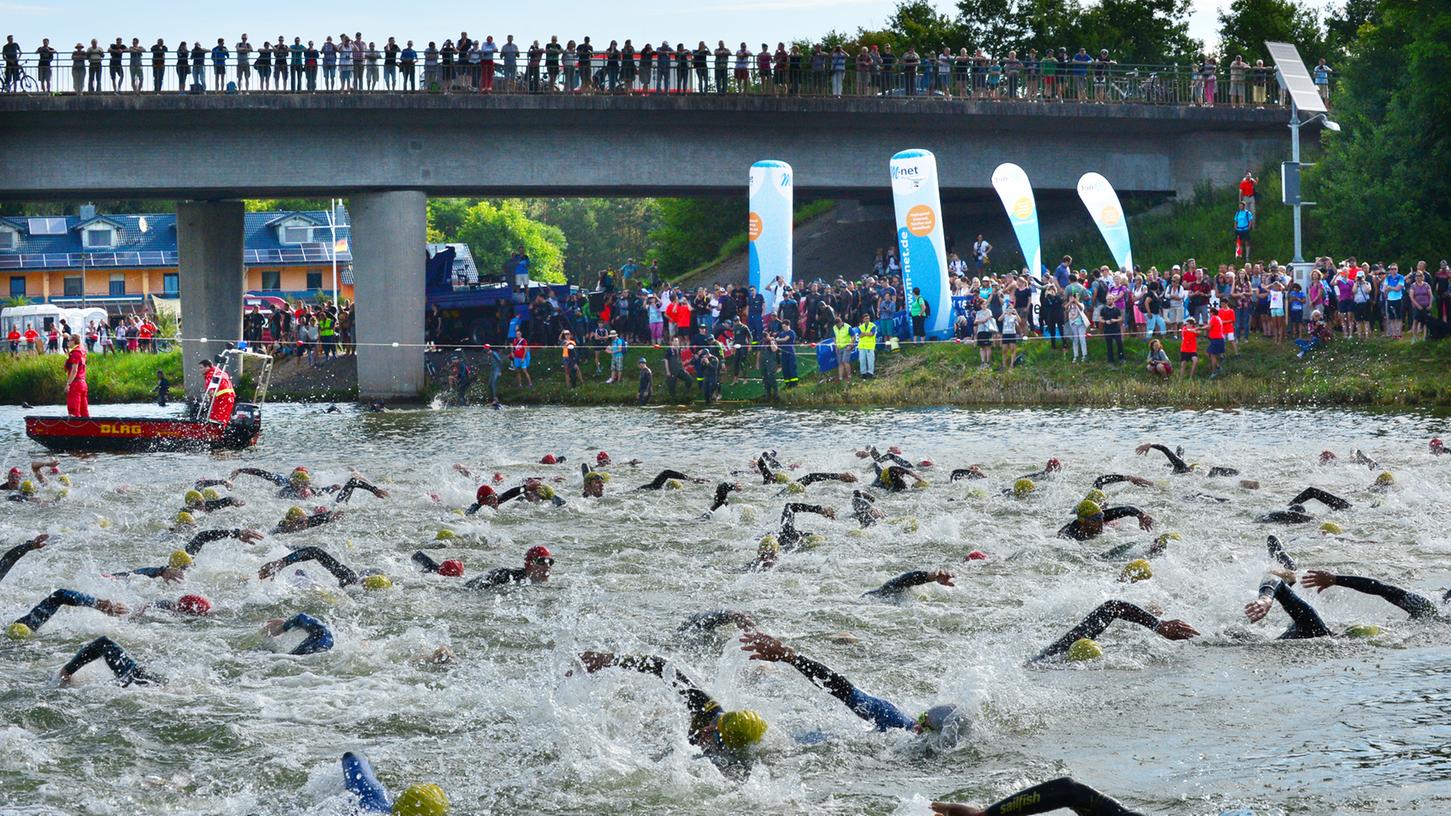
775 472 791 484
435 529 457 540
1431 438 1444 451
19 480 35 495
717 709 767 749
784 481 805 494
438 559 465 577
1075 499 1102 519
1120 559 1153 583
169 550 194 570
915 703 959 733
6 622 33 640
802 533 826 549
1319 521 1344 535
183 489 203 506
363 574 394 590
757 534 780 557
1083 489 1108 505
201 487 221 501
888 445 903 455
664 479 683 490
911 479 928 490
1046 457 1062 472
1012 478 1035 497
175 510 196 526
1344 624 1382 639
176 594 211 615
58 474 71 486
475 484 497 505
6 467 19 479
492 472 505 484
524 545 553 565
1157 531 1182 542
535 484 556 500
289 467 311 484
966 550 988 561
1067 637 1103 662
583 471 605 484
596 451 611 464
1319 450 1336 463
899 517 919 533
1375 471 1395 486
285 506 306 523
539 454 559 465
918 459 934 468
392 783 450 816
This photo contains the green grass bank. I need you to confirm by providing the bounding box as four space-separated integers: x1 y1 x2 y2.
0 350 183 405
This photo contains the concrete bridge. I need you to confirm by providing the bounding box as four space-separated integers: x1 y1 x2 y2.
0 94 1295 398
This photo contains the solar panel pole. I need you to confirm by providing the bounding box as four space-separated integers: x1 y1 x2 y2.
1289 100 1303 264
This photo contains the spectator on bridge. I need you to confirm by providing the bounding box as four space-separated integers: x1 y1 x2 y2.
1229 55 1248 108
1314 58 1333 105
401 40 417 91
190 40 205 91
367 40 384 91
321 35 337 90
210 38 228 91
235 35 252 91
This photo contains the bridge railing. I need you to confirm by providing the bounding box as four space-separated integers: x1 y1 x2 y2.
0 55 1331 109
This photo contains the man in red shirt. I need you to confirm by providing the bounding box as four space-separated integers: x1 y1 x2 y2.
23 324 39 354
1206 308 1226 378
1178 316 1199 379
64 335 89 417
6 327 19 354
198 358 236 423
138 319 156 353
1218 300 1238 355
1238 171 1257 214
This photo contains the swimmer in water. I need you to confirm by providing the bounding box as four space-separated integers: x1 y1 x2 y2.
178 487 245 515
1432 438 1446 456
1244 572 1333 639
258 546 390 588
1256 486 1352 524
7 589 129 639
677 609 757 638
699 481 744 517
115 529 265 582
949 465 987 481
573 650 768 761
1135 443 1239 477
341 752 450 815
58 637 164 686
861 445 914 469
3 459 59 492
863 569 955 598
930 777 1145 816
412 545 553 589
1019 458 1063 481
851 490 885 527
739 631 960 735
1091 474 1155 490
229 466 389 502
262 613 334 654
0 534 49 583
495 479 566 507
272 506 346 534
1319 449 1379 469
873 462 928 492
635 469 710 490
777 502 835 549
1300 569 1449 621
1056 499 1153 540
1032 601 1199 662
755 452 858 491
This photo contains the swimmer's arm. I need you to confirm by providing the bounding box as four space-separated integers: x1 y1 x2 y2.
230 467 288 486
784 503 834 520
340 752 393 813
261 546 358 586
639 469 697 490
332 477 389 503
278 612 329 638
183 528 261 555
679 610 755 634
291 511 343 531
1305 572 1439 619
1102 506 1153 530
1092 474 1152 489
1034 601 1176 661
797 472 856 486
757 457 776 484
1287 487 1351 510
1135 443 1189 472
202 497 246 511
934 775 1144 816
30 458 58 483
949 468 985 481
494 486 525 506
707 482 736 512
411 551 442 573
192 478 232 489
866 570 954 597
0 534 48 583
578 652 717 714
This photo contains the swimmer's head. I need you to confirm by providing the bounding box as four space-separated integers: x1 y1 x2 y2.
391 782 450 816
801 533 826 549
775 471 791 484
784 481 805 494
19 479 36 496
1432 438 1444 453
183 489 204 507
918 459 935 468
438 559 465 578
1120 559 1153 583
535 484 556 501
1074 499 1103 520
1375 471 1395 486
1344 623 1382 639
57 474 71 486
1012 478 1035 497
1082 489 1108 505
1067 638 1103 662
174 510 196 527
1045 457 1062 473
176 594 211 615
169 550 193 570
1319 521 1344 535
524 546 554 581
914 704 960 734
434 529 457 541
201 487 221 501
6 467 19 481
362 574 394 591
716 709 768 750
284 506 307 523
965 550 988 561
1319 450 1336 464
757 534 780 558
288 467 311 485
6 622 33 640
539 454 560 465
664 479 683 491
596 451 611 465
475 484 498 508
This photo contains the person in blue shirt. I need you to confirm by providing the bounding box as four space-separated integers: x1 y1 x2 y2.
1233 203 1254 260
773 317 799 386
341 752 450 815
1054 255 1072 289
746 286 765 340
210 38 228 89
1071 47 1092 99
264 612 334 655
1383 263 1406 339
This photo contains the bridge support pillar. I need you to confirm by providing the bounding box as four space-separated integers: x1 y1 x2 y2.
351 190 427 400
177 201 245 400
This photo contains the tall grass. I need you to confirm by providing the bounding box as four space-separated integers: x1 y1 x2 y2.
0 350 183 405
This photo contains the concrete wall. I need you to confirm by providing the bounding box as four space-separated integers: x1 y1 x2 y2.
350 191 426 399
0 95 1292 201
177 202 245 399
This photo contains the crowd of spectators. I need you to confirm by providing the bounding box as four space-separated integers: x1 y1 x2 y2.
6 314 161 355
240 300 353 364
3 32 1332 105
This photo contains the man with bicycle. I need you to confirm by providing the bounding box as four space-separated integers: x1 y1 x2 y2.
3 35 21 91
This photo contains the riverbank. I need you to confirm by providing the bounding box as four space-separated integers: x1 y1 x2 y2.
5 336 1449 409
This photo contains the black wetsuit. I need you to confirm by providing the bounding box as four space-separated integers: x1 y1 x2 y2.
1056 507 1148 540
180 497 245 515
602 655 722 747
275 547 359 587
978 777 1144 816
864 571 938 598
851 491 878 528
278 612 334 654
233 468 386 503
0 538 44 583
636 470 701 490
1288 487 1351 510
465 566 529 589
272 511 344 534
874 464 916 492
1141 443 1239 477
62 637 164 686
677 610 748 636
779 503 829 549
1320 575 1448 620
1092 475 1144 489
1034 600 1162 661
14 589 107 634
949 468 986 481
1257 577 1332 639
1266 535 1296 570
869 447 914 469
707 482 739 512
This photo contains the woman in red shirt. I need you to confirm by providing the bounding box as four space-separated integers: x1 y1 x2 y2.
64 335 89 418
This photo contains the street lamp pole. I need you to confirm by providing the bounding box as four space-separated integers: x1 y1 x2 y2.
1289 101 1303 264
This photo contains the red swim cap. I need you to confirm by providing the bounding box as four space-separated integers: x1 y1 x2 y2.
966 550 989 561
918 459 934 468
7 467 20 479
888 446 903 455
540 454 559 465
176 594 212 615
1319 450 1337 463
475 484 497 505
524 545 553 565
1046 458 1062 472
492 472 505 484
596 451 611 464
438 559 465 577
1433 438 1444 450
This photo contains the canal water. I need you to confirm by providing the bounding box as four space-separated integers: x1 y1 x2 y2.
1 404 1448 815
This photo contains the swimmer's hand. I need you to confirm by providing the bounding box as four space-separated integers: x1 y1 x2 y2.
728 611 757 630
838 472 858 483
1154 619 1199 640
239 529 265 544
1301 570 1337 592
1126 475 1153 487
930 570 956 588
740 630 796 663
1137 514 1154 531
160 567 186 584
1134 443 1152 456
95 600 128 616
263 618 286 637
26 533 49 549
930 803 984 816
453 463 473 477
258 560 284 580
821 507 837 520
1244 597 1273 623
575 651 617 674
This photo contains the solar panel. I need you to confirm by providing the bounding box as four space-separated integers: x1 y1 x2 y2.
26 217 67 235
1265 41 1326 114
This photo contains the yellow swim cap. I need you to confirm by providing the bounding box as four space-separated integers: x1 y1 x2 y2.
1375 472 1395 486
184 489 203 506
583 471 605 484
435 529 457 541
801 533 826 549
1345 624 1382 639
757 534 780 556
1158 531 1182 542
1120 559 1153 583
1067 637 1103 662
1013 478 1035 497
1320 521 1344 535
1083 489 1108 505
665 479 683 490
392 782 450 816
175 510 196 526
717 709 768 749
169 550 194 570
6 622 33 640
201 487 221 501
363 574 394 591
58 474 72 486
19 480 35 495
775 472 791 484
285 506 306 523
289 468 311 484
1075 499 1102 519
899 516 919 533
784 481 805 494
536 484 556 500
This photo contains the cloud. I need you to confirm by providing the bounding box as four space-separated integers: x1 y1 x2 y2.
0 1 52 13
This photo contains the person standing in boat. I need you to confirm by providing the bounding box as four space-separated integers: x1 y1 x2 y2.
64 335 89 418
198 358 235 423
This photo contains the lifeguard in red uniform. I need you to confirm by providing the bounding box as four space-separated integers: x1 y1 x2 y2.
198 358 236 423
64 335 89 418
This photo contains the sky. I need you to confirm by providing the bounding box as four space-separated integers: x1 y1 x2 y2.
5 0 1234 52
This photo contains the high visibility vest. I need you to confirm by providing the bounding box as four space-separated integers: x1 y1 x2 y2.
857 322 877 351
318 317 335 337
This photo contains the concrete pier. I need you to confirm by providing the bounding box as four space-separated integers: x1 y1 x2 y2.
350 191 427 399
176 201 245 399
